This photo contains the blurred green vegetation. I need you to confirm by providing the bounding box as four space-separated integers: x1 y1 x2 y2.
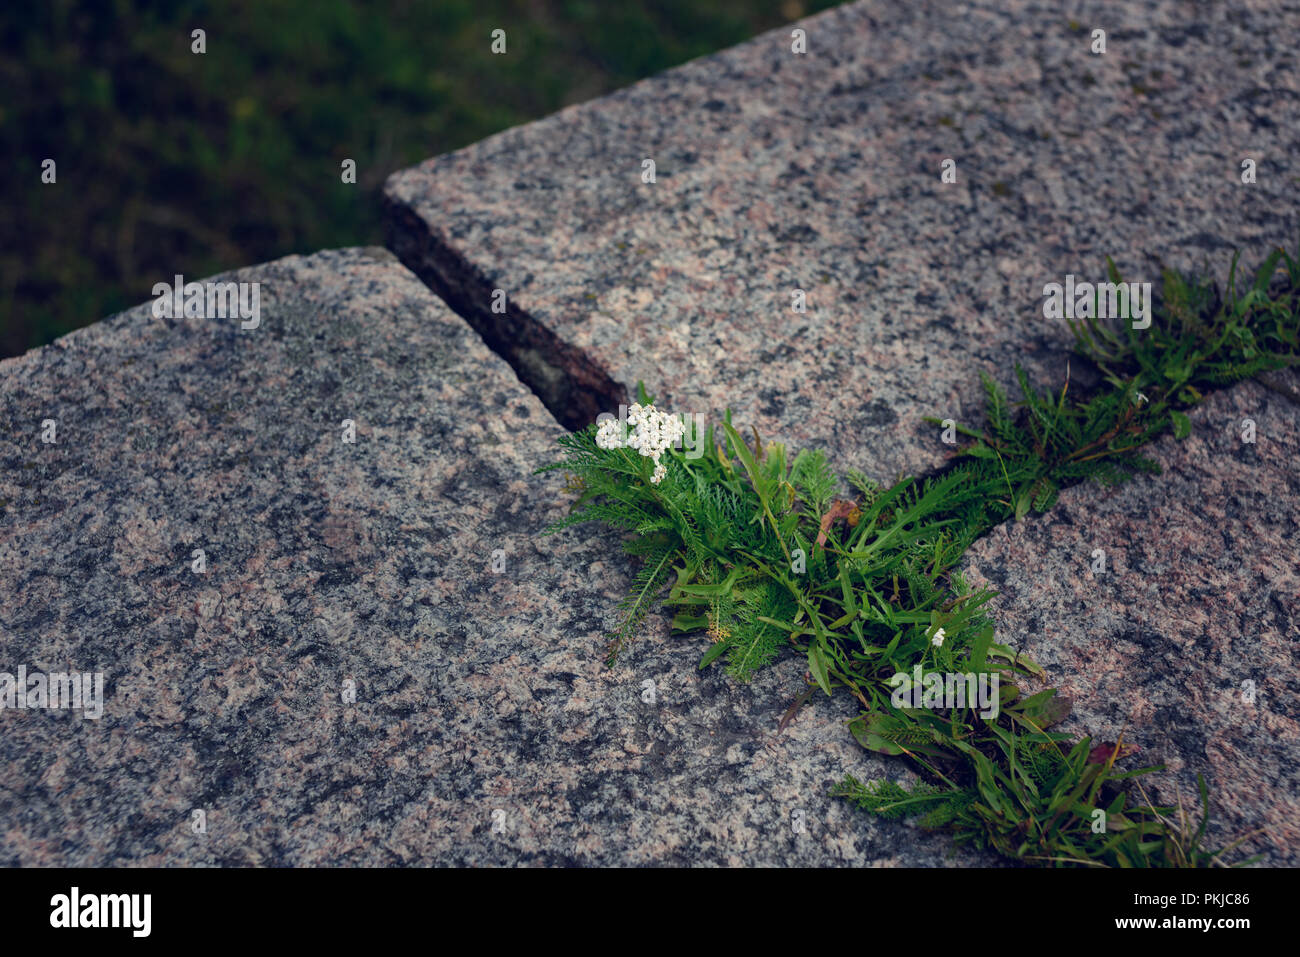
1 0 837 358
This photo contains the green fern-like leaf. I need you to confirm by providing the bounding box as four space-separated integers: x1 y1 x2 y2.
722 581 793 680
831 775 961 822
791 448 836 517
606 542 678 663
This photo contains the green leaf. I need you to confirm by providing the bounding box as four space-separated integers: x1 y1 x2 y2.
963 442 1000 460
968 623 994 671
673 582 731 597
722 420 765 497
807 644 832 696
848 713 905 756
1012 688 1073 729
1171 410 1191 439
698 640 729 670
670 612 709 632
1014 481 1034 521
1031 477 1059 512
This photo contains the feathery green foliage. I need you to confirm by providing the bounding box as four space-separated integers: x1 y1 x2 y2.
538 244 1298 866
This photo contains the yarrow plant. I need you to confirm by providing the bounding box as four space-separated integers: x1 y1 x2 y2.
538 244 1298 866
595 402 686 485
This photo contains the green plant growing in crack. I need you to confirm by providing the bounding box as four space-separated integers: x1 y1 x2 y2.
536 243 1299 867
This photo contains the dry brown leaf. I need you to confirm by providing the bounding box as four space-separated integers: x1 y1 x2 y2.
816 499 859 547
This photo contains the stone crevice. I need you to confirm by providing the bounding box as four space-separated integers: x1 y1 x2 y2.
382 195 626 431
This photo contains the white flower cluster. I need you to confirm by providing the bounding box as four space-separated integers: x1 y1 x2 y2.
595 403 685 485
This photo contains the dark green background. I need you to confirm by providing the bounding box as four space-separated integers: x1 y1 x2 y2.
1 0 838 359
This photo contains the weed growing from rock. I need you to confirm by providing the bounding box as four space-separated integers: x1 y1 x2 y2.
538 244 1298 866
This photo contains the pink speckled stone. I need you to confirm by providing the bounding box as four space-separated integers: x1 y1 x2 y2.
0 248 990 866
386 0 1300 477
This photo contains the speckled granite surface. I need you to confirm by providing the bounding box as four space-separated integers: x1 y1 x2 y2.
5 0 1296 870
962 370 1300 866
0 248 992 866
386 0 1299 473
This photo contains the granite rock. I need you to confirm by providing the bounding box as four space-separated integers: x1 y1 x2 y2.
7 0 1296 870
962 371 1300 866
386 0 1300 478
0 248 990 866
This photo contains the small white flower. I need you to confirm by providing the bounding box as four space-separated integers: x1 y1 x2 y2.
595 419 625 450
930 627 947 648
597 402 684 484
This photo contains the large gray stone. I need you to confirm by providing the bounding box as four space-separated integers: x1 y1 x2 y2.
962 370 1300 866
0 248 989 866
386 0 1300 480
